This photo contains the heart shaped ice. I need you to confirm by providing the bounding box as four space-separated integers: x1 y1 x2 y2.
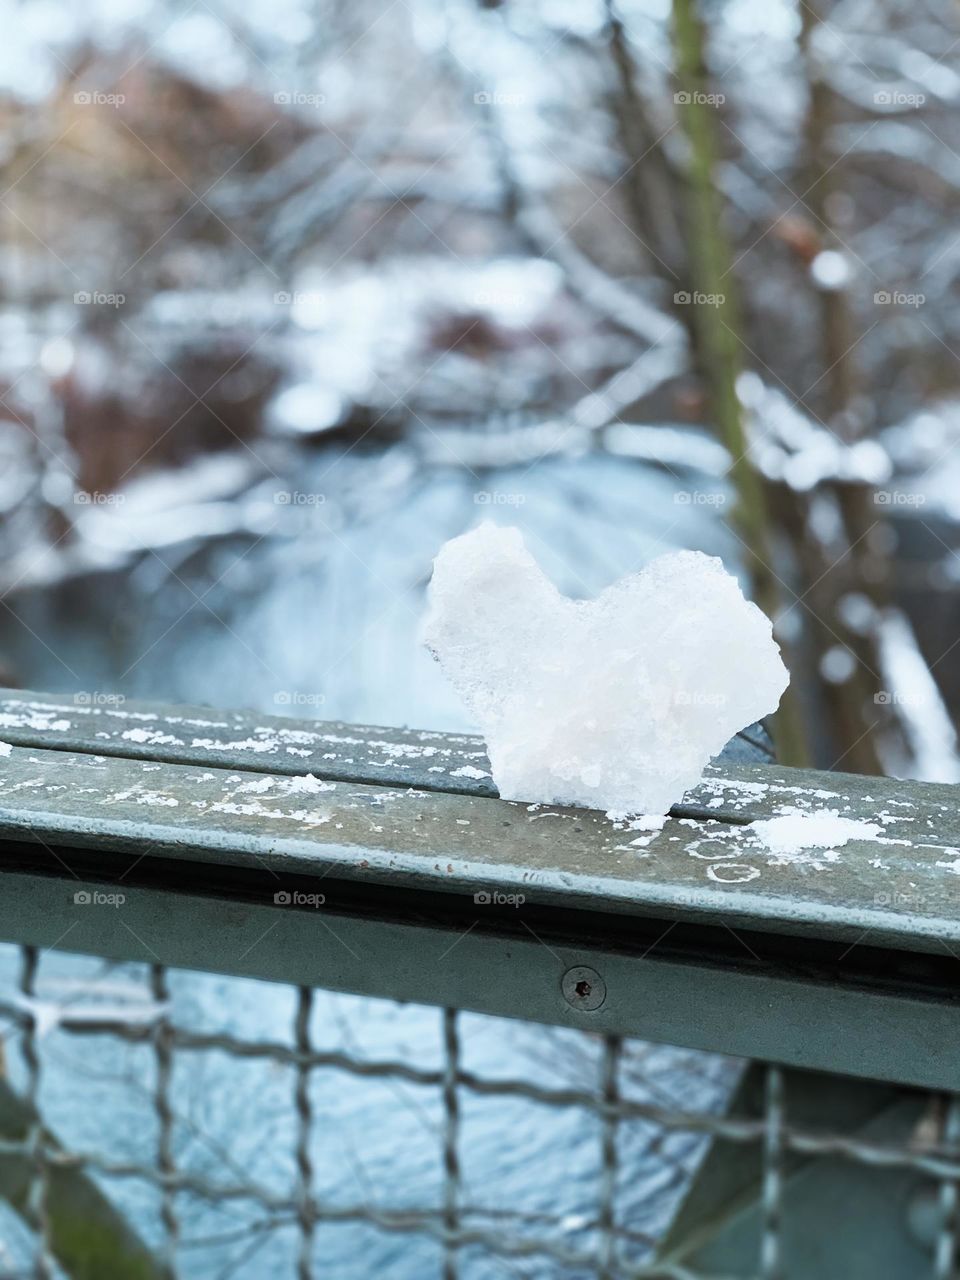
422 522 789 816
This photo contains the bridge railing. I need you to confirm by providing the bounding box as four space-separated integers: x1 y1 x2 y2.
0 689 957 1278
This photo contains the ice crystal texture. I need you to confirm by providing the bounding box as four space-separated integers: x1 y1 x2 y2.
422 523 789 816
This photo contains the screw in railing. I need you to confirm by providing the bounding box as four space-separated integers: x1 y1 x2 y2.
562 966 607 1013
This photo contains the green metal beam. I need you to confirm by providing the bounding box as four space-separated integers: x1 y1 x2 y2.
0 696 958 1092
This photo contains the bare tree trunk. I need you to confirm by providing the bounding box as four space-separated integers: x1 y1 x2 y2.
671 0 808 764
794 0 889 773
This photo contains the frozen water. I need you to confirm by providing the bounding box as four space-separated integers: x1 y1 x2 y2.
421 523 789 816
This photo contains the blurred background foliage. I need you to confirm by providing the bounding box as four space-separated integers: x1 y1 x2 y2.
1 0 960 778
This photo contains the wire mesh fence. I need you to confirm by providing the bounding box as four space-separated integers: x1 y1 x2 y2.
0 943 955 1279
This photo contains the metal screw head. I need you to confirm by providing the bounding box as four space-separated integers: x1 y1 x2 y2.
561 965 606 1011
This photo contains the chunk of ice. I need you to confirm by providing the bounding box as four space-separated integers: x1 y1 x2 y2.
421 523 789 816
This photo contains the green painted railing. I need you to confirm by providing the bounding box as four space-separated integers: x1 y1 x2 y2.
0 690 956 1278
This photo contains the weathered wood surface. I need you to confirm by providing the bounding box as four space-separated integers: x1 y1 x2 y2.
0 719 958 955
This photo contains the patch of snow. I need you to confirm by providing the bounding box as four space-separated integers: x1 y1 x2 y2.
121 728 181 746
0 712 70 732
451 765 490 780
748 810 883 855
232 774 336 797
191 736 277 753
935 849 960 875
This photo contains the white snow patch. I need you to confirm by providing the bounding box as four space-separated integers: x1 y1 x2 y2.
0 713 70 732
935 849 960 875
121 728 181 746
191 736 277 752
451 765 490 780
748 810 883 856
232 774 336 797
